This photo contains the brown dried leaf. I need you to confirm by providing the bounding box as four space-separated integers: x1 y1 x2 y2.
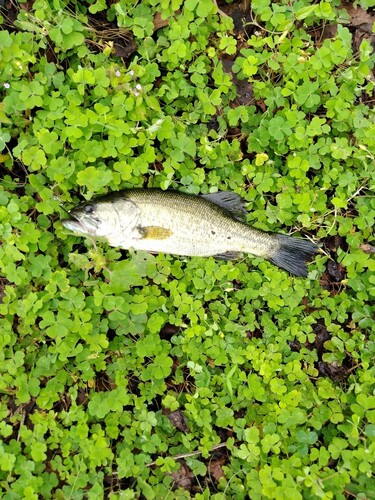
154 11 172 31
167 410 190 432
341 2 375 28
360 243 375 254
170 460 194 490
209 457 226 482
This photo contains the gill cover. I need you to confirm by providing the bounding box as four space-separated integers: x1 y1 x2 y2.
62 196 140 241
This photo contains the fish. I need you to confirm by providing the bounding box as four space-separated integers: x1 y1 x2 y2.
61 189 318 277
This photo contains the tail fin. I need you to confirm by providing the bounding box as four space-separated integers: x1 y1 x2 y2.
269 234 318 277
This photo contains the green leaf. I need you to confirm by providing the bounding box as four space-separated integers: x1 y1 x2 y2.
196 1 215 17
294 5 318 20
88 0 107 14
76 166 113 192
104 258 147 292
295 81 321 109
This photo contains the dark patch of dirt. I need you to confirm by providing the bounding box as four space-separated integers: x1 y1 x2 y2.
311 322 332 353
326 260 346 283
310 23 339 44
0 276 10 304
218 0 254 38
0 0 21 30
310 323 354 381
5 397 38 443
325 235 348 254
125 374 142 398
165 358 196 397
289 318 356 382
85 12 137 59
316 360 349 381
222 59 254 106
247 329 263 340
159 323 180 339
93 369 116 392
320 235 347 294
215 1 261 109
288 339 302 353
103 475 138 494
54 392 72 413
77 386 88 406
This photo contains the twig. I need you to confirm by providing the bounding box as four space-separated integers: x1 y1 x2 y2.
347 362 362 373
212 0 229 18
146 442 227 467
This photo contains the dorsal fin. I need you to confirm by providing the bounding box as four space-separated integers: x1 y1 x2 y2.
201 191 247 221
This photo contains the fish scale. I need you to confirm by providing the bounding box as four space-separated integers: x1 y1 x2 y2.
112 190 270 257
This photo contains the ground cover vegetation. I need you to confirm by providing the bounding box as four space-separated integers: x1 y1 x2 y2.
0 0 374 497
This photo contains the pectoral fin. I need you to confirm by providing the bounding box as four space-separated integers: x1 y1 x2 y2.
136 225 173 240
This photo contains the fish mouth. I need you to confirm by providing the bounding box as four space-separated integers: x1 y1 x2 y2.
61 212 98 235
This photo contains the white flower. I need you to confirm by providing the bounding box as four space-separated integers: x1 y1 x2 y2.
147 119 164 134
115 70 121 77
135 84 142 90
128 70 134 76
134 91 140 97
4 83 10 89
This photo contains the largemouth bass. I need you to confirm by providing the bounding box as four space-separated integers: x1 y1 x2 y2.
61 189 318 277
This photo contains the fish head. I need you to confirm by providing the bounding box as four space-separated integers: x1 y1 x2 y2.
61 199 119 238
61 200 106 236
62 196 140 244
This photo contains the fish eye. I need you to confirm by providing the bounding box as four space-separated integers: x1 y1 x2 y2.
84 204 95 214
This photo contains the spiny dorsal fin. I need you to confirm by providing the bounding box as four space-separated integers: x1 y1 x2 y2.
201 192 247 221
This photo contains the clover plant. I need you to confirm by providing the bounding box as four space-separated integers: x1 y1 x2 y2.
0 0 374 498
